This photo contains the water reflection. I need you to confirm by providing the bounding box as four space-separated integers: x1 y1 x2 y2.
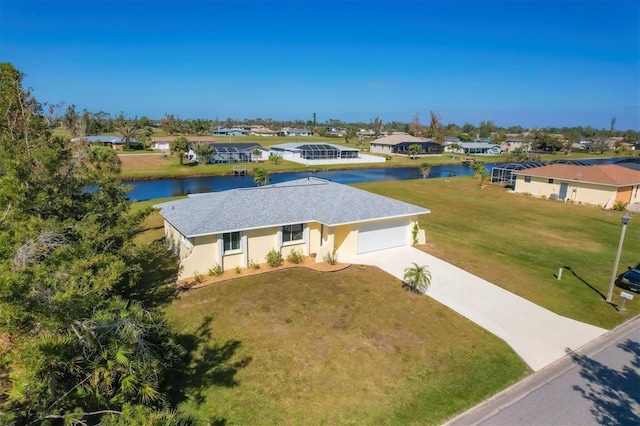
125 157 627 201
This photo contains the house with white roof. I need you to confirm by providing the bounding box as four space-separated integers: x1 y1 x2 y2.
155 178 429 279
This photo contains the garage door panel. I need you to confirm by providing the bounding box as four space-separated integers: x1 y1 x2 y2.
357 219 408 254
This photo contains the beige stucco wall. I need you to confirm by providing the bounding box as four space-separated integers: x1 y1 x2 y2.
308 222 322 255
178 234 218 279
164 222 194 260
514 175 618 208
370 144 392 154
172 216 427 279
334 224 358 255
246 227 277 265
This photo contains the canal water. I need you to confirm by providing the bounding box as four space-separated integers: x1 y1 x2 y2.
125 157 628 201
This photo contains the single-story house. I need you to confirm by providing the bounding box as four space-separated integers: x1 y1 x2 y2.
151 136 217 153
212 128 249 137
188 143 267 163
370 134 444 156
459 142 502 155
251 128 278 136
71 136 139 150
281 128 312 137
270 142 359 160
156 178 430 279
512 164 640 208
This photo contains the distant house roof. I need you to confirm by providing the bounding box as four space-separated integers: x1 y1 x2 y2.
212 128 249 135
370 134 433 146
208 143 264 151
252 128 278 135
72 136 137 144
155 178 429 238
513 164 640 187
459 142 501 149
151 136 217 143
271 142 358 152
287 128 311 133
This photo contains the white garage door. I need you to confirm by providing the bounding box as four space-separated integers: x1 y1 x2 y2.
357 219 409 254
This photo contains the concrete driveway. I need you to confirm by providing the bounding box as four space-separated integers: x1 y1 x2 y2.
339 246 607 372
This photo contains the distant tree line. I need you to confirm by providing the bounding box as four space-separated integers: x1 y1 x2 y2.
54 99 639 146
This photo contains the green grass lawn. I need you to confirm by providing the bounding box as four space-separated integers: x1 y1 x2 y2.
118 147 627 180
141 175 638 423
165 267 528 425
355 178 640 329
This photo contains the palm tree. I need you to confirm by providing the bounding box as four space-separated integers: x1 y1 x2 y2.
420 162 431 179
470 162 486 178
170 136 189 164
403 262 431 294
449 142 462 160
114 121 143 150
253 167 270 186
251 148 262 162
407 143 422 159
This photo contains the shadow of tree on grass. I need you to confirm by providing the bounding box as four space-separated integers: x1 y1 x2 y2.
168 315 252 409
568 338 640 425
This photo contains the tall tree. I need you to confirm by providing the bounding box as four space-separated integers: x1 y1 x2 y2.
0 63 192 425
192 142 213 163
61 104 85 138
372 116 383 138
114 121 143 150
170 136 190 164
409 115 423 137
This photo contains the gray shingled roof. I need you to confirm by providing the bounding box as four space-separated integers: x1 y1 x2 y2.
370 134 431 146
155 178 430 237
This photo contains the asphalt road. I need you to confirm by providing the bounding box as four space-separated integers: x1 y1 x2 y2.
446 316 640 426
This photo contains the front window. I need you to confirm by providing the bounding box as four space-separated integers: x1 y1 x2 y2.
548 178 554 184
223 232 241 252
282 224 304 243
524 176 531 183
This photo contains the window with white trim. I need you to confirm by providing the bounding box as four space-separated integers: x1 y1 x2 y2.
282 224 304 243
223 231 241 253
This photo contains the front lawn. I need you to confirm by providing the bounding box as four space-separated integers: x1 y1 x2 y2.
165 267 528 424
356 178 640 329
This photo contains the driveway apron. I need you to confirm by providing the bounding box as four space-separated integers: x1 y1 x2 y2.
339 246 607 372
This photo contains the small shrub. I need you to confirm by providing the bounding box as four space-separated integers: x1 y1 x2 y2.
384 154 392 161
613 201 628 212
323 249 338 265
248 259 261 270
193 271 203 283
208 263 223 277
411 223 420 245
266 249 283 267
234 265 242 274
286 248 304 264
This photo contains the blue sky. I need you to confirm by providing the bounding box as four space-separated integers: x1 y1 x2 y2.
1 1 639 130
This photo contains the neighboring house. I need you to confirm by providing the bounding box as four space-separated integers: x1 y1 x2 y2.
155 178 430 279
369 134 443 155
282 128 312 137
251 128 278 137
270 142 359 160
212 128 249 136
502 134 529 153
151 136 217 154
458 142 502 155
357 129 376 138
187 143 267 163
512 164 640 208
72 136 138 150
